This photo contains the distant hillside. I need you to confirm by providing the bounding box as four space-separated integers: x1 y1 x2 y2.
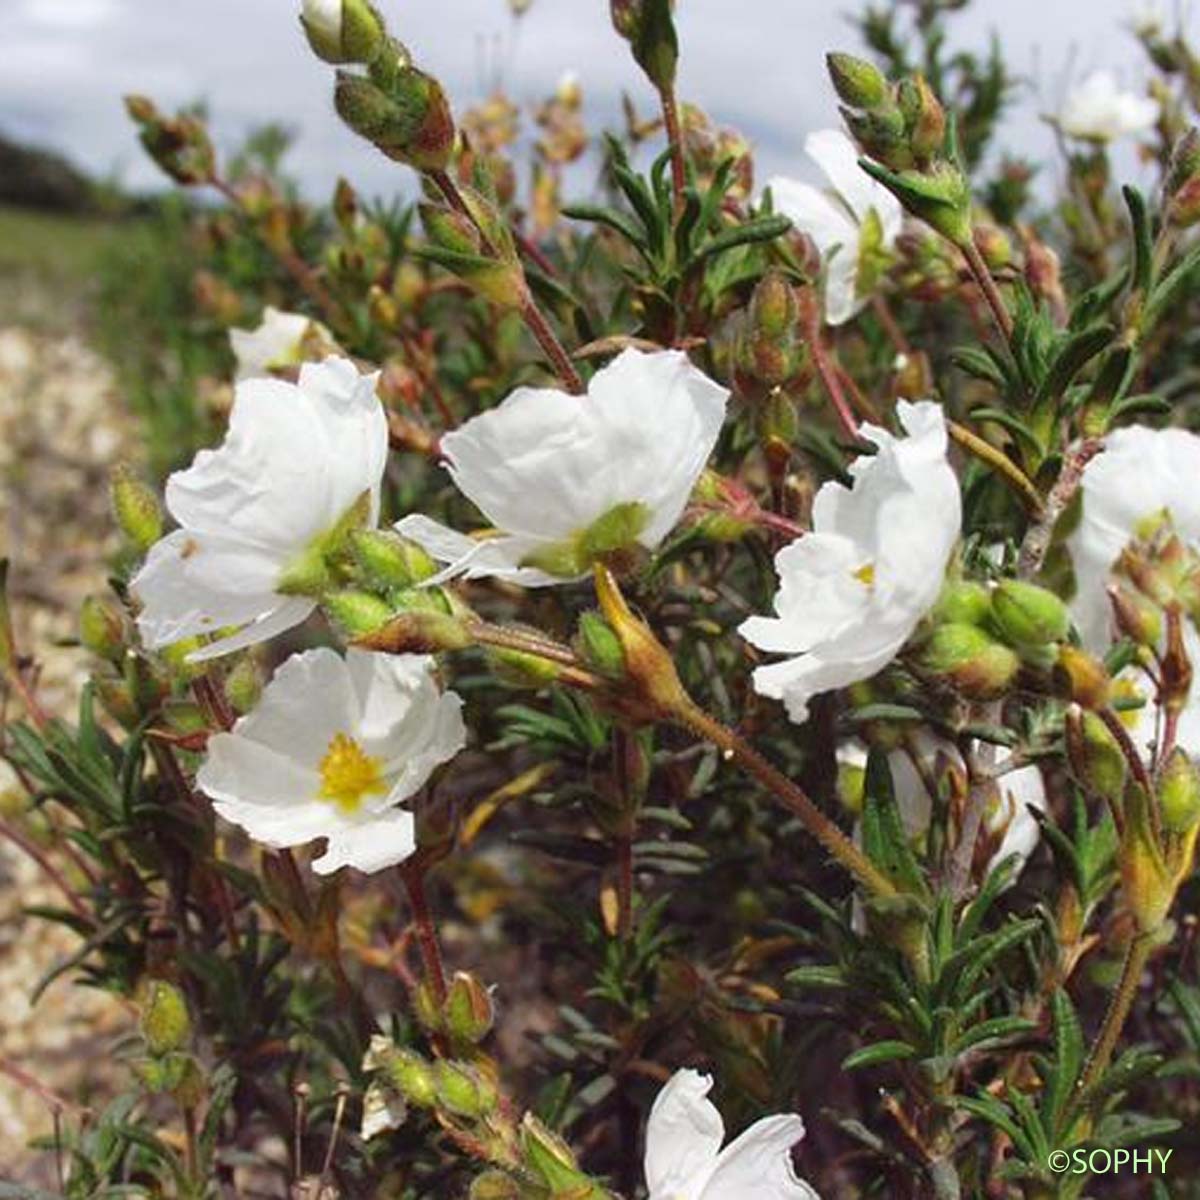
0 133 102 213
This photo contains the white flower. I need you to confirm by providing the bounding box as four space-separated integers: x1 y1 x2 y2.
1066 424 1200 755
644 1069 819 1200
132 357 388 661
739 401 960 723
767 130 902 325
1058 72 1158 142
197 648 465 875
229 307 335 381
396 349 728 586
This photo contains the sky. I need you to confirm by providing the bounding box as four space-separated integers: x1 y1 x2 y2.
0 0 1193 203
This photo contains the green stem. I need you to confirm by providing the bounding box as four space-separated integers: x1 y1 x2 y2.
1078 932 1152 1097
677 703 897 899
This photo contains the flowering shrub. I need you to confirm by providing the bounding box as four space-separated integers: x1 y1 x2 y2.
8 0 1200 1196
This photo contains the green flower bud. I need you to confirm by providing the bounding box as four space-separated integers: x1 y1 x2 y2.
223 657 262 715
1122 785 1176 933
904 74 946 164
434 1060 497 1119
918 622 1019 699
932 580 992 626
574 610 626 678
79 595 126 662
110 464 163 553
487 645 563 688
349 529 437 589
300 0 385 65
1108 583 1163 647
836 759 866 816
124 98 216 187
421 202 483 255
842 105 911 171
324 590 393 637
521 1113 592 1191
358 609 474 654
445 971 495 1044
334 63 455 172
826 52 889 109
990 580 1071 648
741 271 802 386
469 1171 522 1200
1065 705 1127 803
382 1048 439 1108
138 979 191 1056
1054 645 1112 710
610 0 678 93
1159 748 1200 832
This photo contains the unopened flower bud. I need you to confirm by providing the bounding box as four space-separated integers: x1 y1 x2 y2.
902 75 946 164
990 580 1071 649
335 62 455 172
1065 704 1127 802
1122 786 1176 933
349 529 437 589
110 464 163 553
79 595 126 662
224 657 262 715
125 97 216 186
300 0 385 65
1166 128 1200 223
918 622 1020 699
741 271 802 386
1108 582 1163 646
358 610 475 654
434 1060 497 1119
383 1048 439 1108
973 222 1012 271
324 590 393 637
1159 747 1200 832
932 580 992 626
842 105 911 170
469 1171 521 1200
826 52 889 110
1054 645 1112 709
521 1113 592 1191
1021 228 1066 320
1161 608 1194 716
138 979 191 1056
420 202 482 255
610 0 678 92
574 610 626 678
445 971 495 1044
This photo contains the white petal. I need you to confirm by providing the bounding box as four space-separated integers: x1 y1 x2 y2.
302 0 342 40
767 176 857 256
822 244 863 326
313 807 417 874
183 597 316 662
645 1070 724 1200
393 515 566 587
805 128 899 239
701 1114 818 1200
229 307 312 380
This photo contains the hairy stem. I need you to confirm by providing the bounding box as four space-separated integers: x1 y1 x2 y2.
960 237 1014 343
398 859 447 1005
947 420 1044 516
659 82 687 212
1078 932 1152 1097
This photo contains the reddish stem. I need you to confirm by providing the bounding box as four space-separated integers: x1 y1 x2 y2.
398 859 447 1005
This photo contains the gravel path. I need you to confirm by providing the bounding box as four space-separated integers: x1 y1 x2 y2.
1 326 135 1181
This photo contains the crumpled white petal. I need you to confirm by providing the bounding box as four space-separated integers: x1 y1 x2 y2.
644 1069 818 1200
132 356 387 659
406 349 727 585
197 647 465 874
230 307 325 381
740 401 961 722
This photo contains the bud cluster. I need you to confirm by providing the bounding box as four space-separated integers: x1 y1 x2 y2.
124 96 216 187
134 978 205 1106
826 52 973 246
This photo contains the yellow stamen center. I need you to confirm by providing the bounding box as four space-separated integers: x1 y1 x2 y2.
854 562 876 588
318 733 388 814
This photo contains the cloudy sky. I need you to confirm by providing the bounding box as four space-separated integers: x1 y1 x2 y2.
0 0 1192 202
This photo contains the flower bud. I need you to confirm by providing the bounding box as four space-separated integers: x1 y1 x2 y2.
904 75 946 164
1065 704 1127 803
358 610 475 654
300 0 385 65
335 62 455 172
826 52 889 109
932 579 992 626
740 271 802 386
323 590 393 637
349 529 437 589
521 1113 593 1192
1122 786 1176 933
138 979 191 1056
124 97 216 186
79 595 126 662
610 0 678 93
110 464 163 553
1161 608 1194 717
842 105 911 171
1166 128 1200 226
470 1171 522 1200
990 580 1071 649
434 1060 497 1119
1159 748 1200 832
918 622 1019 699
223 657 262 715
445 971 495 1044
1108 582 1163 647
574 610 626 678
382 1048 439 1108
1054 645 1111 709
